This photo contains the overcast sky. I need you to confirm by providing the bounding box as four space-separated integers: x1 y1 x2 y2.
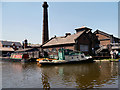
2 2 118 44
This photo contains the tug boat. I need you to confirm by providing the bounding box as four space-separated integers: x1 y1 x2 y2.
37 48 93 65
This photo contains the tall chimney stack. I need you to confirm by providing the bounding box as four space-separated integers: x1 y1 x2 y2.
42 1 49 44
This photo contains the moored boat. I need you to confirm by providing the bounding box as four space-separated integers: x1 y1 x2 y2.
10 53 29 62
37 48 93 65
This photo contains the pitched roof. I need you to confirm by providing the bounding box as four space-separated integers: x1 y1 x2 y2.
94 30 120 40
0 47 14 51
94 30 112 38
0 40 22 47
75 26 92 30
43 31 85 47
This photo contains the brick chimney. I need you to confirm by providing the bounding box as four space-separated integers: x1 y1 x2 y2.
65 33 71 37
42 1 49 44
24 39 28 48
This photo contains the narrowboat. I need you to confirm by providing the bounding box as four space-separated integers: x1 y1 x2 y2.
10 53 29 62
37 48 93 65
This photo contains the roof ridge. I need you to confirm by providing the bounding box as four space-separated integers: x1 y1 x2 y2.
94 30 112 37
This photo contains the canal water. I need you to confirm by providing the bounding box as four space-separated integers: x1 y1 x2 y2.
1 59 119 88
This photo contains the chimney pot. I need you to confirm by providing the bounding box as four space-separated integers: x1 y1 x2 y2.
65 33 71 37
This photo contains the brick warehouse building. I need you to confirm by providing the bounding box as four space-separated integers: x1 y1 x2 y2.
42 26 99 55
94 30 120 56
94 30 120 46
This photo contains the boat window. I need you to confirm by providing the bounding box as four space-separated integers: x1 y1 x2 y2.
64 50 69 55
69 52 74 55
81 55 84 58
49 55 58 59
69 52 80 55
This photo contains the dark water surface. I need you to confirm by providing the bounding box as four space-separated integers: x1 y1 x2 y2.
1 59 119 88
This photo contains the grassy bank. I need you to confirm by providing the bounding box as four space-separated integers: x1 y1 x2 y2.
94 58 120 62
102 58 120 61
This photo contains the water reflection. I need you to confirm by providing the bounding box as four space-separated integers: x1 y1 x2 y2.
41 73 50 89
1 60 118 88
2 61 42 88
40 62 118 88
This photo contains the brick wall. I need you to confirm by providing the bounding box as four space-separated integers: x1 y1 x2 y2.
96 33 111 46
96 34 110 40
100 40 111 46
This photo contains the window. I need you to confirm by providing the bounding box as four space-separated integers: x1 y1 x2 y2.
81 55 85 58
80 45 88 51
